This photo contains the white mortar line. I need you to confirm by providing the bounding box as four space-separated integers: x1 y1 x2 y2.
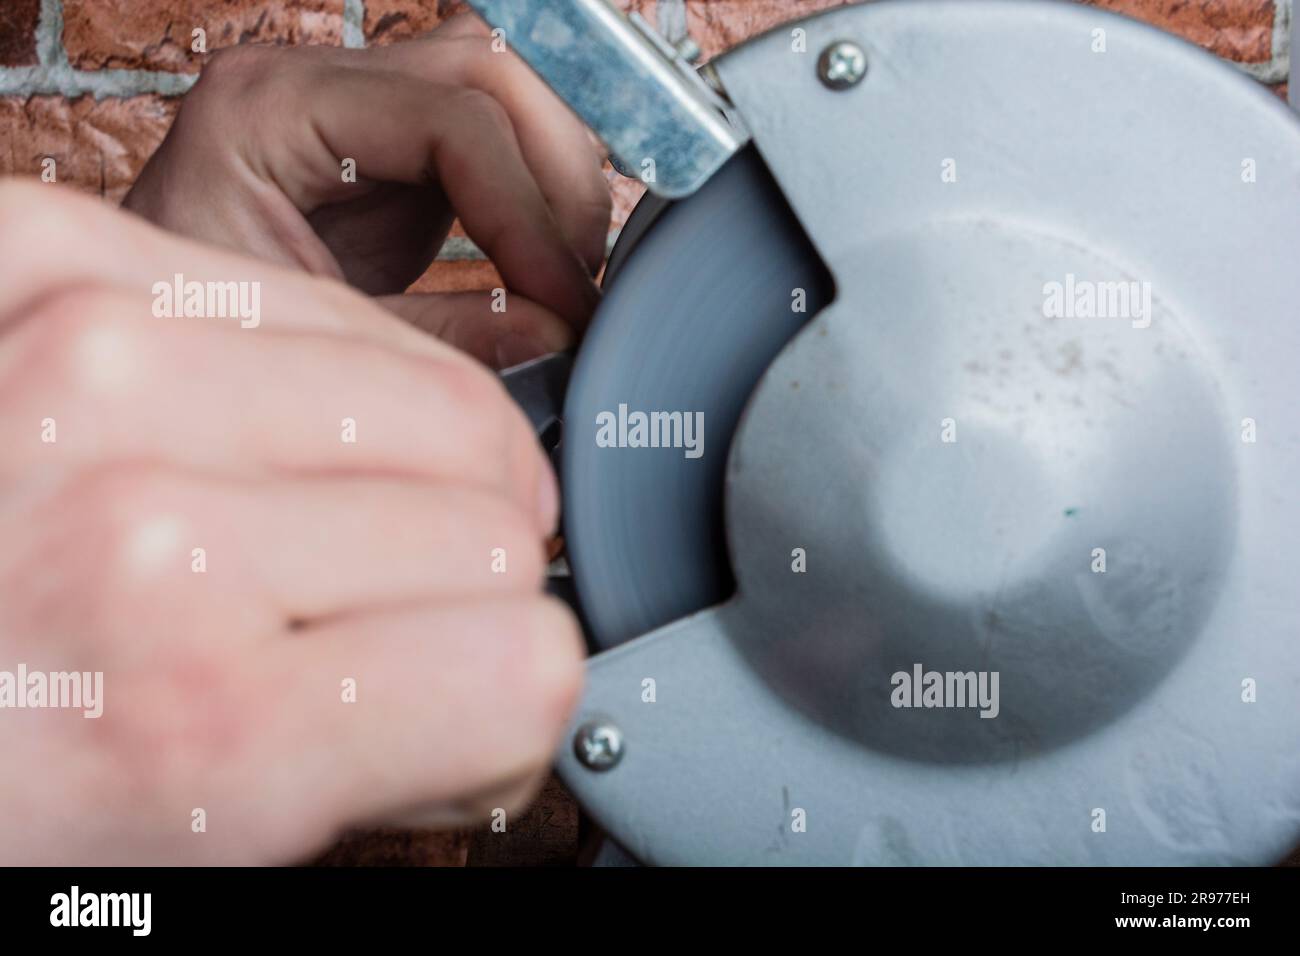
2 1 1288 98
656 0 688 44
36 0 65 67
0 0 1286 259
437 237 488 261
1276 0 1297 106
0 65 197 98
3 0 197 98
1226 0 1289 83
342 0 366 49
438 233 622 262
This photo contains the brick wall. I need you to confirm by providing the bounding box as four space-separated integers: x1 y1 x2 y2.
1 0 1297 867
0 0 1293 294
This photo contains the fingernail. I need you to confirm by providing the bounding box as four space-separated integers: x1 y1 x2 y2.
528 607 584 720
536 464 560 535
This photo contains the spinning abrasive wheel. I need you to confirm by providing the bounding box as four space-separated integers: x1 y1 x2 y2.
483 0 1300 865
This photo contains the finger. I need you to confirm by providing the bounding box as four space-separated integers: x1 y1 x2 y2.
269 596 584 826
378 291 574 369
358 19 613 275
305 181 454 294
9 468 552 637
173 474 551 626
0 180 466 363
125 125 351 281
0 286 556 532
285 69 600 328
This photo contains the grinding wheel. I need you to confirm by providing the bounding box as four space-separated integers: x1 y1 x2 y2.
564 149 832 647
540 0 1300 865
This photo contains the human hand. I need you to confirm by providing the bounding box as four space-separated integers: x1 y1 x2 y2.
0 181 583 864
124 13 610 369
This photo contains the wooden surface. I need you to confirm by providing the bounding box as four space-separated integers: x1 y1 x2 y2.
313 775 580 867
314 777 1300 866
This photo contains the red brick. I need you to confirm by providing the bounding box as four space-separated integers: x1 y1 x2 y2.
409 259 503 295
608 166 647 235
682 0 1275 64
1083 0 1275 63
63 0 344 73
685 0 857 61
365 0 649 279
0 95 179 204
0 0 40 67
364 0 465 45
366 0 654 45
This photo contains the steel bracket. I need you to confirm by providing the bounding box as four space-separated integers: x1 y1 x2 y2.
465 0 748 198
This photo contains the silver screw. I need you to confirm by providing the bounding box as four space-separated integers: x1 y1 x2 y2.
818 40 867 90
574 720 624 771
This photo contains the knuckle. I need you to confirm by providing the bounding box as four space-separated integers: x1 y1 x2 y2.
58 464 194 619
179 47 277 141
22 285 115 340
434 89 516 192
3 293 140 402
187 47 305 131
454 86 512 133
73 461 177 524
88 649 276 847
0 183 91 287
0 176 52 224
196 44 277 93
0 462 194 647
